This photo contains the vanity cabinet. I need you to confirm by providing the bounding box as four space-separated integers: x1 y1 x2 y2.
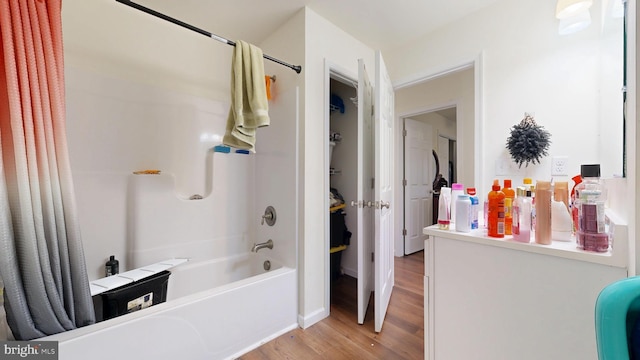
423 220 628 360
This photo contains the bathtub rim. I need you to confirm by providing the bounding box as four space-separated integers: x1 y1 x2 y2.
41 264 295 343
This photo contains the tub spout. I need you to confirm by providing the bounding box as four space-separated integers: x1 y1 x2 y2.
251 239 273 252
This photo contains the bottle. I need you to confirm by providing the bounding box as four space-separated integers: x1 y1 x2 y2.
523 178 534 200
502 179 515 235
455 195 472 233
570 174 583 235
449 183 464 225
575 164 608 252
467 188 479 230
535 180 552 245
554 181 569 211
513 187 532 243
552 197 573 241
487 179 505 238
437 187 452 230
105 255 119 277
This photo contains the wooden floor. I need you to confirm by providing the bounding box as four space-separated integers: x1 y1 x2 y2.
239 251 424 360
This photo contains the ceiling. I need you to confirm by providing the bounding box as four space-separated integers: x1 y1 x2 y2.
132 0 501 52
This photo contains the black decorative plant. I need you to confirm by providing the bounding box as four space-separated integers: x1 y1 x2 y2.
506 113 551 168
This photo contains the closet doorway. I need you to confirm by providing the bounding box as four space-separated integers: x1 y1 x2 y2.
327 72 373 316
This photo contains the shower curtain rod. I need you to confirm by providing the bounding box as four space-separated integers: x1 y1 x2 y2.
115 0 302 74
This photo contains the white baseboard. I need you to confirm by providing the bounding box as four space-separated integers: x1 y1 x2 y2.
342 266 357 278
228 322 299 359
297 308 328 329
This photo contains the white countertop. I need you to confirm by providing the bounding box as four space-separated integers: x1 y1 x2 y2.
424 219 627 269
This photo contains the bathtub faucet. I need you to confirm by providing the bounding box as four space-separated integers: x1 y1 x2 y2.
251 239 274 253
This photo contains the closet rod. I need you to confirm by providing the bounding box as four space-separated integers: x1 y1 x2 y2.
115 0 302 74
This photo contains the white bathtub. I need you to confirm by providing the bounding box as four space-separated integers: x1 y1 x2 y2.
43 253 298 360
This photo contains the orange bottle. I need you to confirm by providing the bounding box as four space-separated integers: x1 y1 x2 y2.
502 179 515 235
488 179 505 238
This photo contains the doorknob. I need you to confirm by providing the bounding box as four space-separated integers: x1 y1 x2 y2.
351 200 363 208
366 201 374 208
380 201 390 209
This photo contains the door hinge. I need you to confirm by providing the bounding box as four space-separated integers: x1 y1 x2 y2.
403 129 407 137
371 178 375 189
371 106 375 116
402 179 407 186
371 252 375 262
402 229 407 236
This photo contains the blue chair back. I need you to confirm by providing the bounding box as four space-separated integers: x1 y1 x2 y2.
595 276 640 359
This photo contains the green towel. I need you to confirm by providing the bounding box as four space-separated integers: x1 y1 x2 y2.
223 40 270 152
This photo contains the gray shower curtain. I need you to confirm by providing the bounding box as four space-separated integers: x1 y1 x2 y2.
0 0 95 340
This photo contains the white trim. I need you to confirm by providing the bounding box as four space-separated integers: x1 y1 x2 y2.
627 0 637 275
392 52 484 259
323 60 331 322
323 60 358 321
400 101 458 119
474 52 485 194
393 59 476 90
229 323 299 360
297 308 328 329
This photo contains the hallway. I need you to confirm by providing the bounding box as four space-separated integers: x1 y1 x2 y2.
240 251 424 359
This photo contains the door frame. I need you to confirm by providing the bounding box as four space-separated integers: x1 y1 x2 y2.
401 113 447 255
393 53 484 258
323 60 358 319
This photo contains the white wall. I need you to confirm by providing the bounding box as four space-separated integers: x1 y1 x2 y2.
394 68 474 257
387 0 623 195
62 2 299 280
300 8 375 326
396 68 474 187
412 112 456 150
62 0 230 101
64 67 235 279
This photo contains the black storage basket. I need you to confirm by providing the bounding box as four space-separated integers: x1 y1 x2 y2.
100 270 171 320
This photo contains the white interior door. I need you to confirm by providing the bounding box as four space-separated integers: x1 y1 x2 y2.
404 119 433 255
374 51 394 333
356 59 374 325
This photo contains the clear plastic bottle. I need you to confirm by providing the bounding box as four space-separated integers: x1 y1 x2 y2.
455 195 472 233
438 187 452 230
575 164 608 252
449 183 464 225
513 187 532 243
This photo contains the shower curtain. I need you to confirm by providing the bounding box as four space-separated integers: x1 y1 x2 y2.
0 0 95 340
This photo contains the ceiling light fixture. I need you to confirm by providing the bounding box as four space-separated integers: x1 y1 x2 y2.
558 9 592 35
555 0 593 19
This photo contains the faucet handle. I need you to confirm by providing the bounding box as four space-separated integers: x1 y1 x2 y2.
261 206 277 226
